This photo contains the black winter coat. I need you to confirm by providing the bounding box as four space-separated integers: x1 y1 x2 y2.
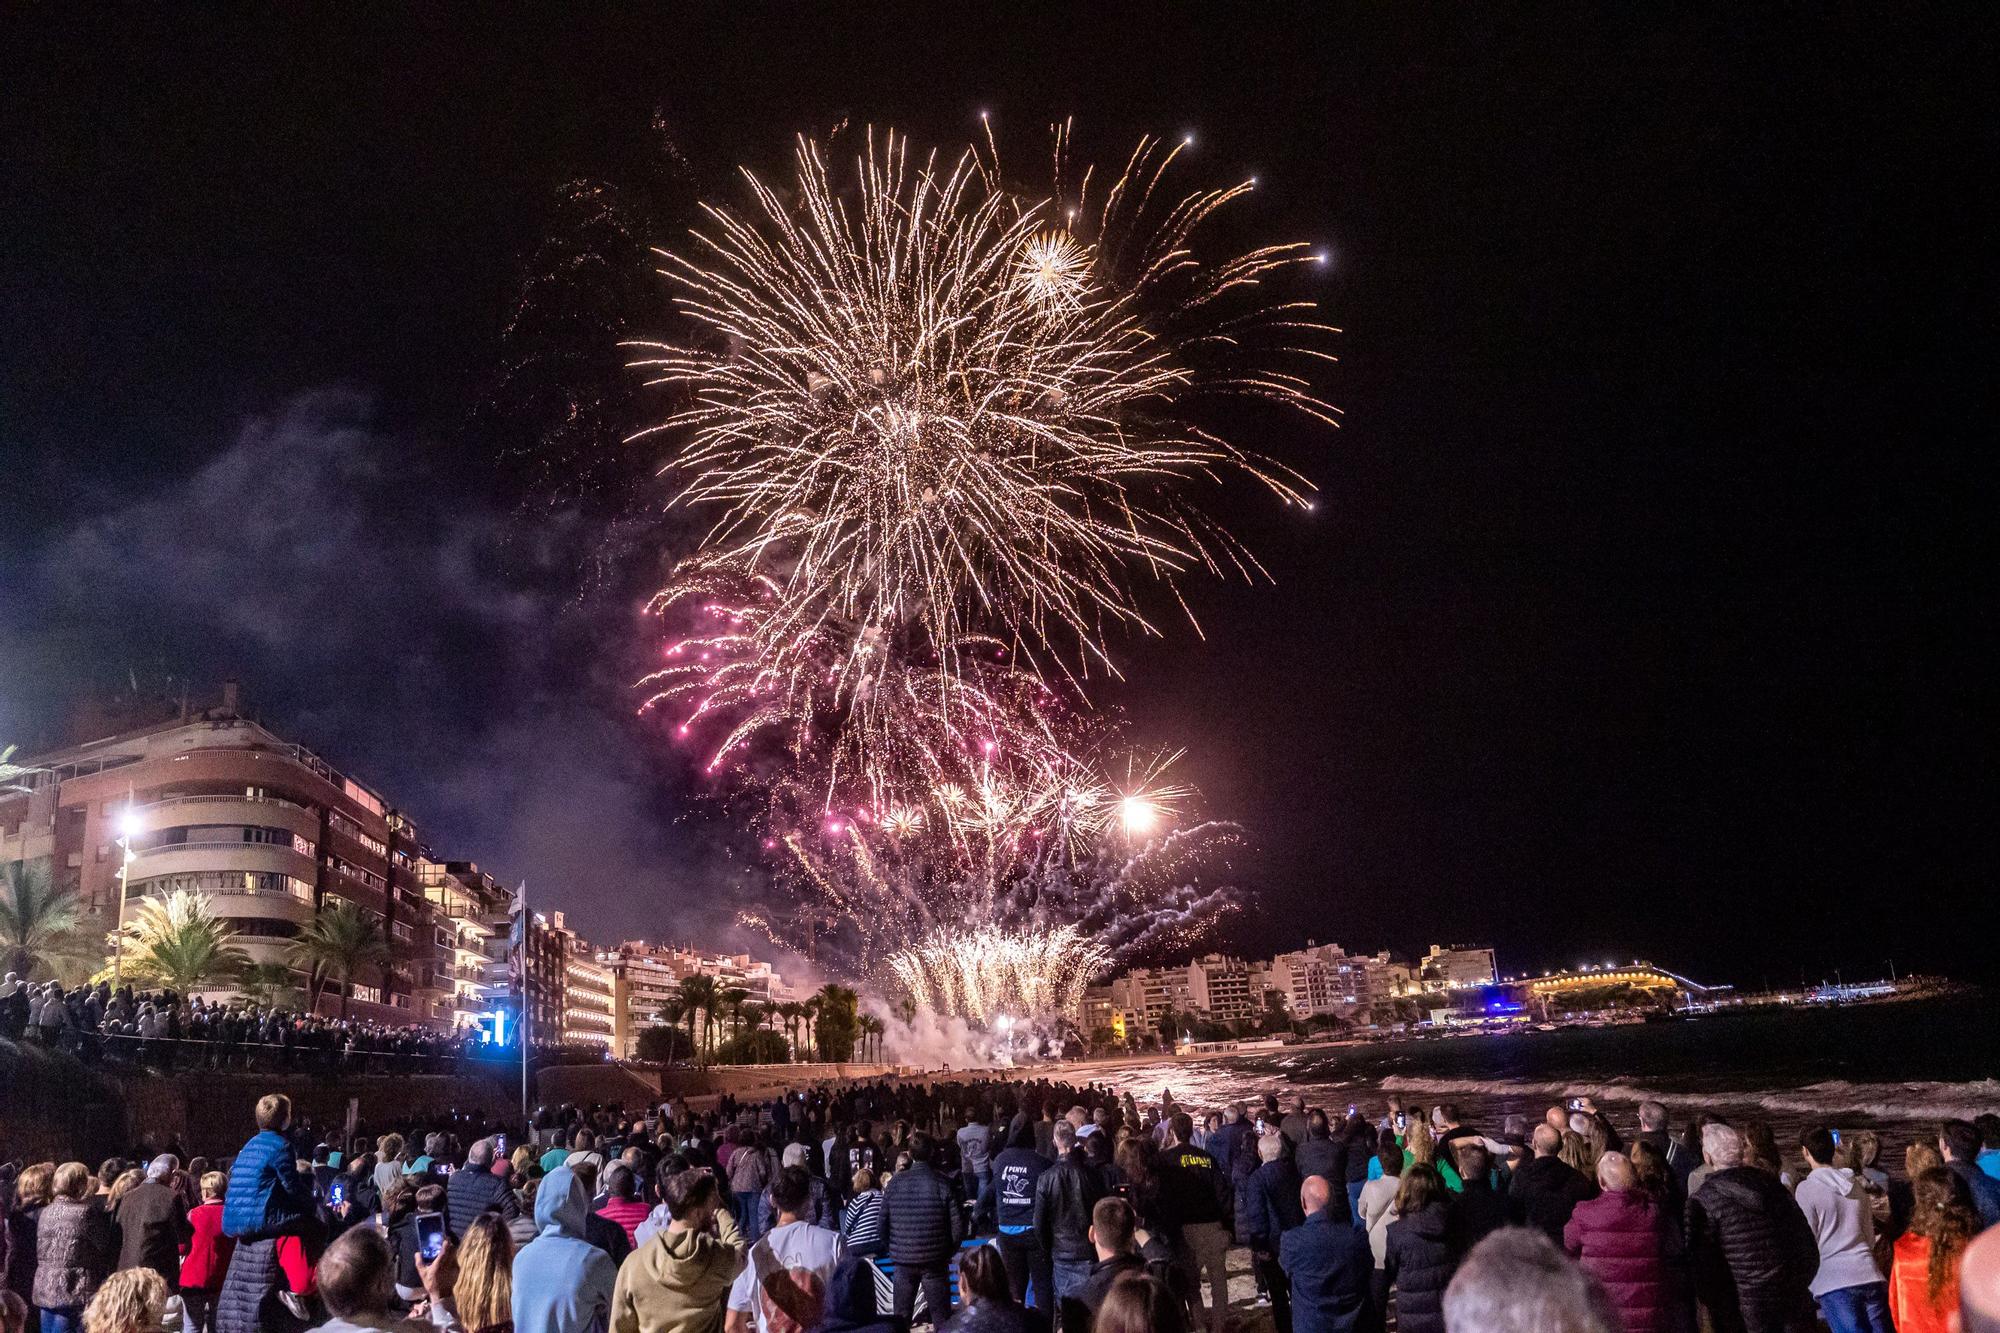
1448 1178 1509 1252
444 1165 520 1239
1686 1167 1817 1333
213 1235 308 1333
882 1161 964 1265
1382 1202 1456 1333
1342 1128 1377 1186
4 1204 40 1308
1296 1136 1349 1206
1509 1154 1598 1243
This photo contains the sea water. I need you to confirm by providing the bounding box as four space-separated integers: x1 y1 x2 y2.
1090 993 2000 1155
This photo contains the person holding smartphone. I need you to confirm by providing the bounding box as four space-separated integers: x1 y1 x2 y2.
390 1184 447 1303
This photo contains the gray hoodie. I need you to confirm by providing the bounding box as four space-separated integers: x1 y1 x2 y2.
1793 1164 1881 1297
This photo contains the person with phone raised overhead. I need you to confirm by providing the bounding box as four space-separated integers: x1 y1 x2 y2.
302 1225 451 1333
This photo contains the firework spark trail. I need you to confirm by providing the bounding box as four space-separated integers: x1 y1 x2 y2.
761 804 1247 1025
633 125 1336 780
630 124 1332 1023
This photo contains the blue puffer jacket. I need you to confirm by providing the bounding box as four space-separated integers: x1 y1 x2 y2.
223 1130 315 1239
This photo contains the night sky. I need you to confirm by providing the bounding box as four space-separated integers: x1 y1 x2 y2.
1 8 1987 989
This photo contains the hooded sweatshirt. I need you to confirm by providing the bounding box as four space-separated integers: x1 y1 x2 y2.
818 1256 899 1333
609 1207 746 1333
514 1166 618 1333
1793 1164 1883 1297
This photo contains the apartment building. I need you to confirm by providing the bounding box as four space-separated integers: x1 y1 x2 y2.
0 686 451 1027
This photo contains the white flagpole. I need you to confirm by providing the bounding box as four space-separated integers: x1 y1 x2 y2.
517 880 530 1120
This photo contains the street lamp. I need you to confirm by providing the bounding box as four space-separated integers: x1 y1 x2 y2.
111 807 142 987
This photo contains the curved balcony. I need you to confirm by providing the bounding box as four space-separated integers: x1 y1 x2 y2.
128 839 318 888
233 935 299 968
119 883 315 930
131 794 319 843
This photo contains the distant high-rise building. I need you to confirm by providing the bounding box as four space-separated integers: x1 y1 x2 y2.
1419 944 1498 990
418 859 509 1029
598 940 801 1059
549 912 614 1050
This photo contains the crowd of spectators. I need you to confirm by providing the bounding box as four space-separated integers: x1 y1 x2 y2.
8 1073 2000 1333
0 975 519 1073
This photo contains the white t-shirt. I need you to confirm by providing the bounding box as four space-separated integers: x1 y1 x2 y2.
728 1220 846 1333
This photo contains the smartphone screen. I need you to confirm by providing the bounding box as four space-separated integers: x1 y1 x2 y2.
437 1163 454 1176
495 1134 507 1154
416 1213 446 1262
328 1181 346 1207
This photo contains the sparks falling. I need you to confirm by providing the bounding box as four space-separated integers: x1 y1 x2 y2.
631 123 1333 1024
633 122 1337 780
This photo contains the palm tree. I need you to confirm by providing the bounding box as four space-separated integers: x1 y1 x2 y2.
288 898 392 1019
653 999 686 1065
801 996 822 1061
676 974 718 1067
237 961 305 1010
738 1002 768 1063
719 987 750 1048
814 984 860 1062
777 1001 803 1060
0 857 90 980
109 890 250 994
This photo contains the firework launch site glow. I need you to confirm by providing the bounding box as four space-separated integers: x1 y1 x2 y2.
632 121 1335 1028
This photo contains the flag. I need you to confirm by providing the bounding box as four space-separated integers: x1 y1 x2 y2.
508 881 528 989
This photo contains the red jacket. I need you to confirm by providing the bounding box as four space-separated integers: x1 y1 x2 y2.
1563 1188 1678 1333
1889 1234 1958 1333
179 1201 234 1291
596 1197 650 1245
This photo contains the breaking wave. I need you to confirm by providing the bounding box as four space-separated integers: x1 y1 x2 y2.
1373 1074 2000 1123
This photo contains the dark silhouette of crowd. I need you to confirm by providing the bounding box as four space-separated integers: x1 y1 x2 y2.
9 1076 2000 1333
0 974 540 1074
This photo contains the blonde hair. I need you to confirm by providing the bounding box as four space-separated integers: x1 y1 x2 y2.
107 1169 145 1210
1403 1119 1436 1165
253 1093 291 1131
199 1171 225 1200
53 1161 92 1200
452 1214 515 1332
1906 1142 1943 1178
83 1268 168 1333
1559 1129 1598 1176
14 1163 54 1208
